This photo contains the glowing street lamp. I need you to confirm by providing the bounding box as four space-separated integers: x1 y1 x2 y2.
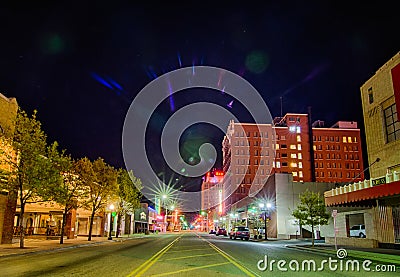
259 202 272 240
108 204 115 240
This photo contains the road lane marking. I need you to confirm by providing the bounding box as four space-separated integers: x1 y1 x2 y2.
161 253 219 261
126 235 181 277
167 248 209 253
208 243 258 277
149 262 231 276
197 233 259 277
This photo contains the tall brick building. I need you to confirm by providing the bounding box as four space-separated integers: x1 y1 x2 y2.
324 51 400 246
0 92 18 243
222 113 364 213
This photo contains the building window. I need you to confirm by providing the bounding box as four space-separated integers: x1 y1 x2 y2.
289 126 296 132
343 136 347 143
348 137 352 143
297 135 301 142
281 135 286 140
290 162 297 167
290 144 297 149
384 103 400 143
276 144 280 149
368 87 373 104
282 153 288 158
299 171 303 178
298 144 302 150
296 126 301 133
298 153 302 159
292 172 298 177
281 144 287 149
282 162 288 167
291 153 297 158
276 161 281 168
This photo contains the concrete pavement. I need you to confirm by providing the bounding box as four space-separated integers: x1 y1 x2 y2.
2 233 400 268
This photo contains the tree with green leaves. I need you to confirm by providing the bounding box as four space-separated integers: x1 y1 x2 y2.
76 157 118 241
0 109 60 248
46 143 89 244
292 190 330 247
114 168 142 238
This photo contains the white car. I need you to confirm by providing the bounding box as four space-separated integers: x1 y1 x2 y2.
349 224 366 238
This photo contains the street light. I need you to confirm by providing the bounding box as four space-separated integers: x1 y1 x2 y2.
108 204 115 240
259 202 272 240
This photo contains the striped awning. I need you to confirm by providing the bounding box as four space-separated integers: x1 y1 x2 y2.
325 180 400 206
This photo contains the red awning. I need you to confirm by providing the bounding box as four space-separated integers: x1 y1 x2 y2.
325 180 400 206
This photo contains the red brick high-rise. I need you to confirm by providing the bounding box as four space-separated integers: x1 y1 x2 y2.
222 113 364 213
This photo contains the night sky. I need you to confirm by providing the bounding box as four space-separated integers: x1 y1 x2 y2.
1 2 399 193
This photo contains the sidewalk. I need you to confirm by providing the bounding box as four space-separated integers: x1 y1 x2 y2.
0 234 149 258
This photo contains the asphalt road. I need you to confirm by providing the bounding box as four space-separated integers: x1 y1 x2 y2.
1 232 398 276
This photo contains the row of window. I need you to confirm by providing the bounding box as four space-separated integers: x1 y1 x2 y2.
314 153 359 160
276 153 303 159
276 144 302 150
313 136 358 143
235 159 272 165
277 134 302 141
313 144 359 151
315 162 360 169
235 149 272 156
292 171 304 178
274 161 303 168
234 131 270 138
316 171 359 178
234 140 271 147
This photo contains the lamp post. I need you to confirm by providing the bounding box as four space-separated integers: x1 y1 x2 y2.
162 194 168 232
108 204 115 240
259 202 272 240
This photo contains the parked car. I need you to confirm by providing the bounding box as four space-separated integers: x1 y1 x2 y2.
209 229 216 234
229 226 250 240
216 228 227 236
349 224 366 238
